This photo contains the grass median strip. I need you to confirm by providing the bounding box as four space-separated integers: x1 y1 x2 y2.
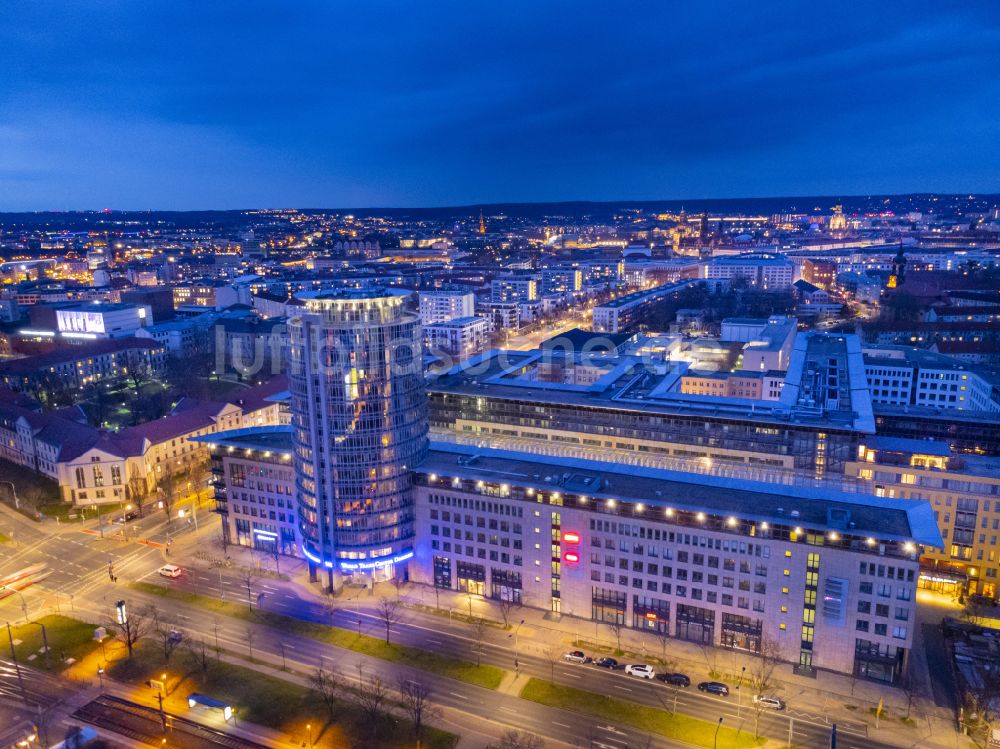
7 615 101 673
129 581 504 689
107 641 457 749
520 678 765 749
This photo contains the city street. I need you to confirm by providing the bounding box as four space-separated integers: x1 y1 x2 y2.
0 503 964 749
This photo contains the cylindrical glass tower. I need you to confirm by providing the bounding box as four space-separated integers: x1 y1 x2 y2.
288 288 427 586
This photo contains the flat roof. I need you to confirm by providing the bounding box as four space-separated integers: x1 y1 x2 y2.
419 442 942 547
431 344 871 432
190 425 293 453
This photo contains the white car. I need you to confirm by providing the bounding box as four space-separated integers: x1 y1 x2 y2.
624 664 656 679
157 564 182 578
563 650 588 663
753 695 785 710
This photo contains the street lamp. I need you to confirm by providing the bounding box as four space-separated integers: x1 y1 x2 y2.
5 621 27 703
510 618 525 673
306 723 313 749
1 586 31 625
736 665 746 719
714 717 723 749
0 480 20 509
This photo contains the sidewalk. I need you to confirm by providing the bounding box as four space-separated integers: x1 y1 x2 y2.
329 577 967 749
173 536 970 749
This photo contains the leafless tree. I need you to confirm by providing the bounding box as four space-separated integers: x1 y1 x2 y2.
900 676 918 721
127 464 148 516
323 596 337 627
497 729 545 749
497 598 514 628
123 348 154 395
543 644 561 682
609 619 624 654
963 596 992 628
186 638 211 677
472 617 489 667
240 569 258 611
154 618 182 663
375 597 402 644
399 678 438 749
108 606 149 659
746 634 784 738
392 574 405 600
212 618 221 661
158 471 179 523
654 625 672 665
245 626 255 661
310 666 341 720
698 642 719 678
357 672 389 743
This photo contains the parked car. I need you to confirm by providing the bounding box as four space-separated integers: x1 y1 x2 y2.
593 657 619 669
157 564 182 578
113 511 139 525
624 664 656 679
697 681 730 696
656 672 691 687
752 695 785 710
167 629 183 644
563 650 589 663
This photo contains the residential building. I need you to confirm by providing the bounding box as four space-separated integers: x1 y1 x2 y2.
423 316 488 360
703 254 795 291
419 291 475 324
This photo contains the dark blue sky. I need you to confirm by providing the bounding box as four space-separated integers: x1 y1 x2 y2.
1 1 998 210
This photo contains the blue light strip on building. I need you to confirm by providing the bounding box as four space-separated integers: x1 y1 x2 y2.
302 545 414 571
339 551 414 571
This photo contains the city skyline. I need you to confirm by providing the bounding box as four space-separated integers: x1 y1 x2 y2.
2 2 999 210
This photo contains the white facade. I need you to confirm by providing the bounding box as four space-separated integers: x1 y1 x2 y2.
423 316 488 359
410 446 935 683
419 291 476 324
863 346 999 412
491 277 539 303
704 255 795 291
56 304 151 339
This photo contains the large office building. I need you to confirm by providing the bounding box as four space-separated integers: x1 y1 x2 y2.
200 306 949 685
863 345 999 412
287 288 428 587
411 444 938 683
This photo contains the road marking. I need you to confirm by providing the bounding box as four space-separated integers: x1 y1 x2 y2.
448 691 469 701
598 725 628 736
499 707 518 714
552 721 571 728
612 685 633 692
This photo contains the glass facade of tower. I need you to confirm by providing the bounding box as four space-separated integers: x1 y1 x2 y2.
288 288 428 579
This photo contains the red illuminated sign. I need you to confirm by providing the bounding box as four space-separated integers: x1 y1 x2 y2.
563 532 581 544
564 552 580 564
645 612 658 621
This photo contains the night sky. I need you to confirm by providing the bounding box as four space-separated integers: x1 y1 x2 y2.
1 1 998 210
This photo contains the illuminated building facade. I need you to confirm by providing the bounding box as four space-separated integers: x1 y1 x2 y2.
410 444 939 683
287 288 428 587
